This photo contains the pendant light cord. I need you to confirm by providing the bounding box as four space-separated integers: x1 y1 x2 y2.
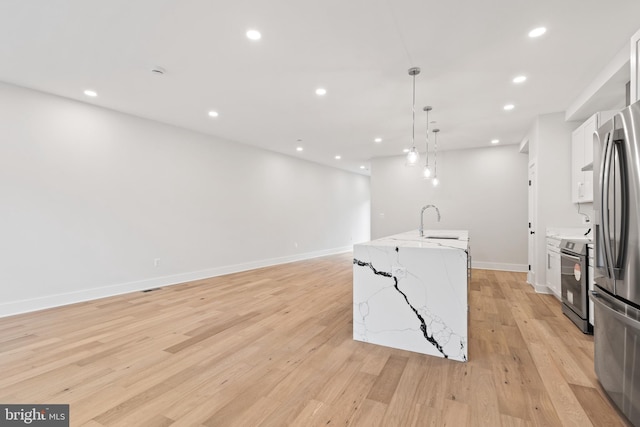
406 67 420 165
425 109 429 165
411 73 416 148
433 131 438 175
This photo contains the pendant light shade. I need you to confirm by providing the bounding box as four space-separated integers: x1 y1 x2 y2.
407 147 420 165
406 67 421 166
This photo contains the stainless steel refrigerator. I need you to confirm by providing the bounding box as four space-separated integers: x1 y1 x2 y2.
593 100 640 426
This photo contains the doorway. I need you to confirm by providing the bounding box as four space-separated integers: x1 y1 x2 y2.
528 163 536 285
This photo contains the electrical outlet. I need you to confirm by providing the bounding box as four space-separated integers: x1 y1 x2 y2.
153 258 160 267
582 216 591 225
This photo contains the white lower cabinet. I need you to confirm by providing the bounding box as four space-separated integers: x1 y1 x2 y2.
546 238 562 298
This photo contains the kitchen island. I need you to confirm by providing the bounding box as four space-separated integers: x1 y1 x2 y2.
353 230 469 362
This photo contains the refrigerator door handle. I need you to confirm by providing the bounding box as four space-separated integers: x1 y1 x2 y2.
600 132 615 280
591 290 640 330
611 140 628 279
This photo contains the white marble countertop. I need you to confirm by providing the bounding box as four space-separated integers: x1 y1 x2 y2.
353 228 469 362
357 229 469 250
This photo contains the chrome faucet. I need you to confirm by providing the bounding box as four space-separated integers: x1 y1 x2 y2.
419 204 441 237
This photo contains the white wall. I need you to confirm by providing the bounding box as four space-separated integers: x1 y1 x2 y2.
0 82 370 317
527 113 589 290
371 144 528 271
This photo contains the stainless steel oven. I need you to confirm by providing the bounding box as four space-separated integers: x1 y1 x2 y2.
560 238 592 333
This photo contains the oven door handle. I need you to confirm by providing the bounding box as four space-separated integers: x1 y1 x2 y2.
561 252 582 263
590 291 640 330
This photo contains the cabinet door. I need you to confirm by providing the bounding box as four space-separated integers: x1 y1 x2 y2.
552 252 562 298
571 113 603 203
583 115 597 166
546 249 561 298
546 249 554 286
582 115 598 202
632 28 640 104
571 127 585 203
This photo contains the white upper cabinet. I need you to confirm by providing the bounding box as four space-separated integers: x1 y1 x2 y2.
631 28 640 104
571 115 595 203
571 112 615 203
571 125 587 203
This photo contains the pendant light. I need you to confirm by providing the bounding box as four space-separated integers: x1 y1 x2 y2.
423 106 432 179
406 67 421 166
432 128 440 186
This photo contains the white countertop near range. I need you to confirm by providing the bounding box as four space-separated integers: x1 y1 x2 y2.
353 229 469 362
546 227 593 242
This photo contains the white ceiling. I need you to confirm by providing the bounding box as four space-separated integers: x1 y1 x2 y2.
1 0 639 175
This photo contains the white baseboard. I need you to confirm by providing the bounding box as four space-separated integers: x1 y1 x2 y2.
534 283 553 294
472 261 528 273
0 246 353 318
530 283 563 301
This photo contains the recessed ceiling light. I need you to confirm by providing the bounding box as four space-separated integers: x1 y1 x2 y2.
296 147 303 152
503 104 515 111
315 88 327 96
374 137 382 143
246 29 261 40
208 111 219 118
403 148 410 153
513 75 527 84
360 165 366 169
491 139 500 144
528 27 546 38
83 90 97 97
335 155 341 160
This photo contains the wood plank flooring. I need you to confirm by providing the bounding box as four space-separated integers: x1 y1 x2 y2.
0 253 631 426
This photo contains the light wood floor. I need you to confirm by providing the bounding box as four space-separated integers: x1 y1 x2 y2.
0 253 631 426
